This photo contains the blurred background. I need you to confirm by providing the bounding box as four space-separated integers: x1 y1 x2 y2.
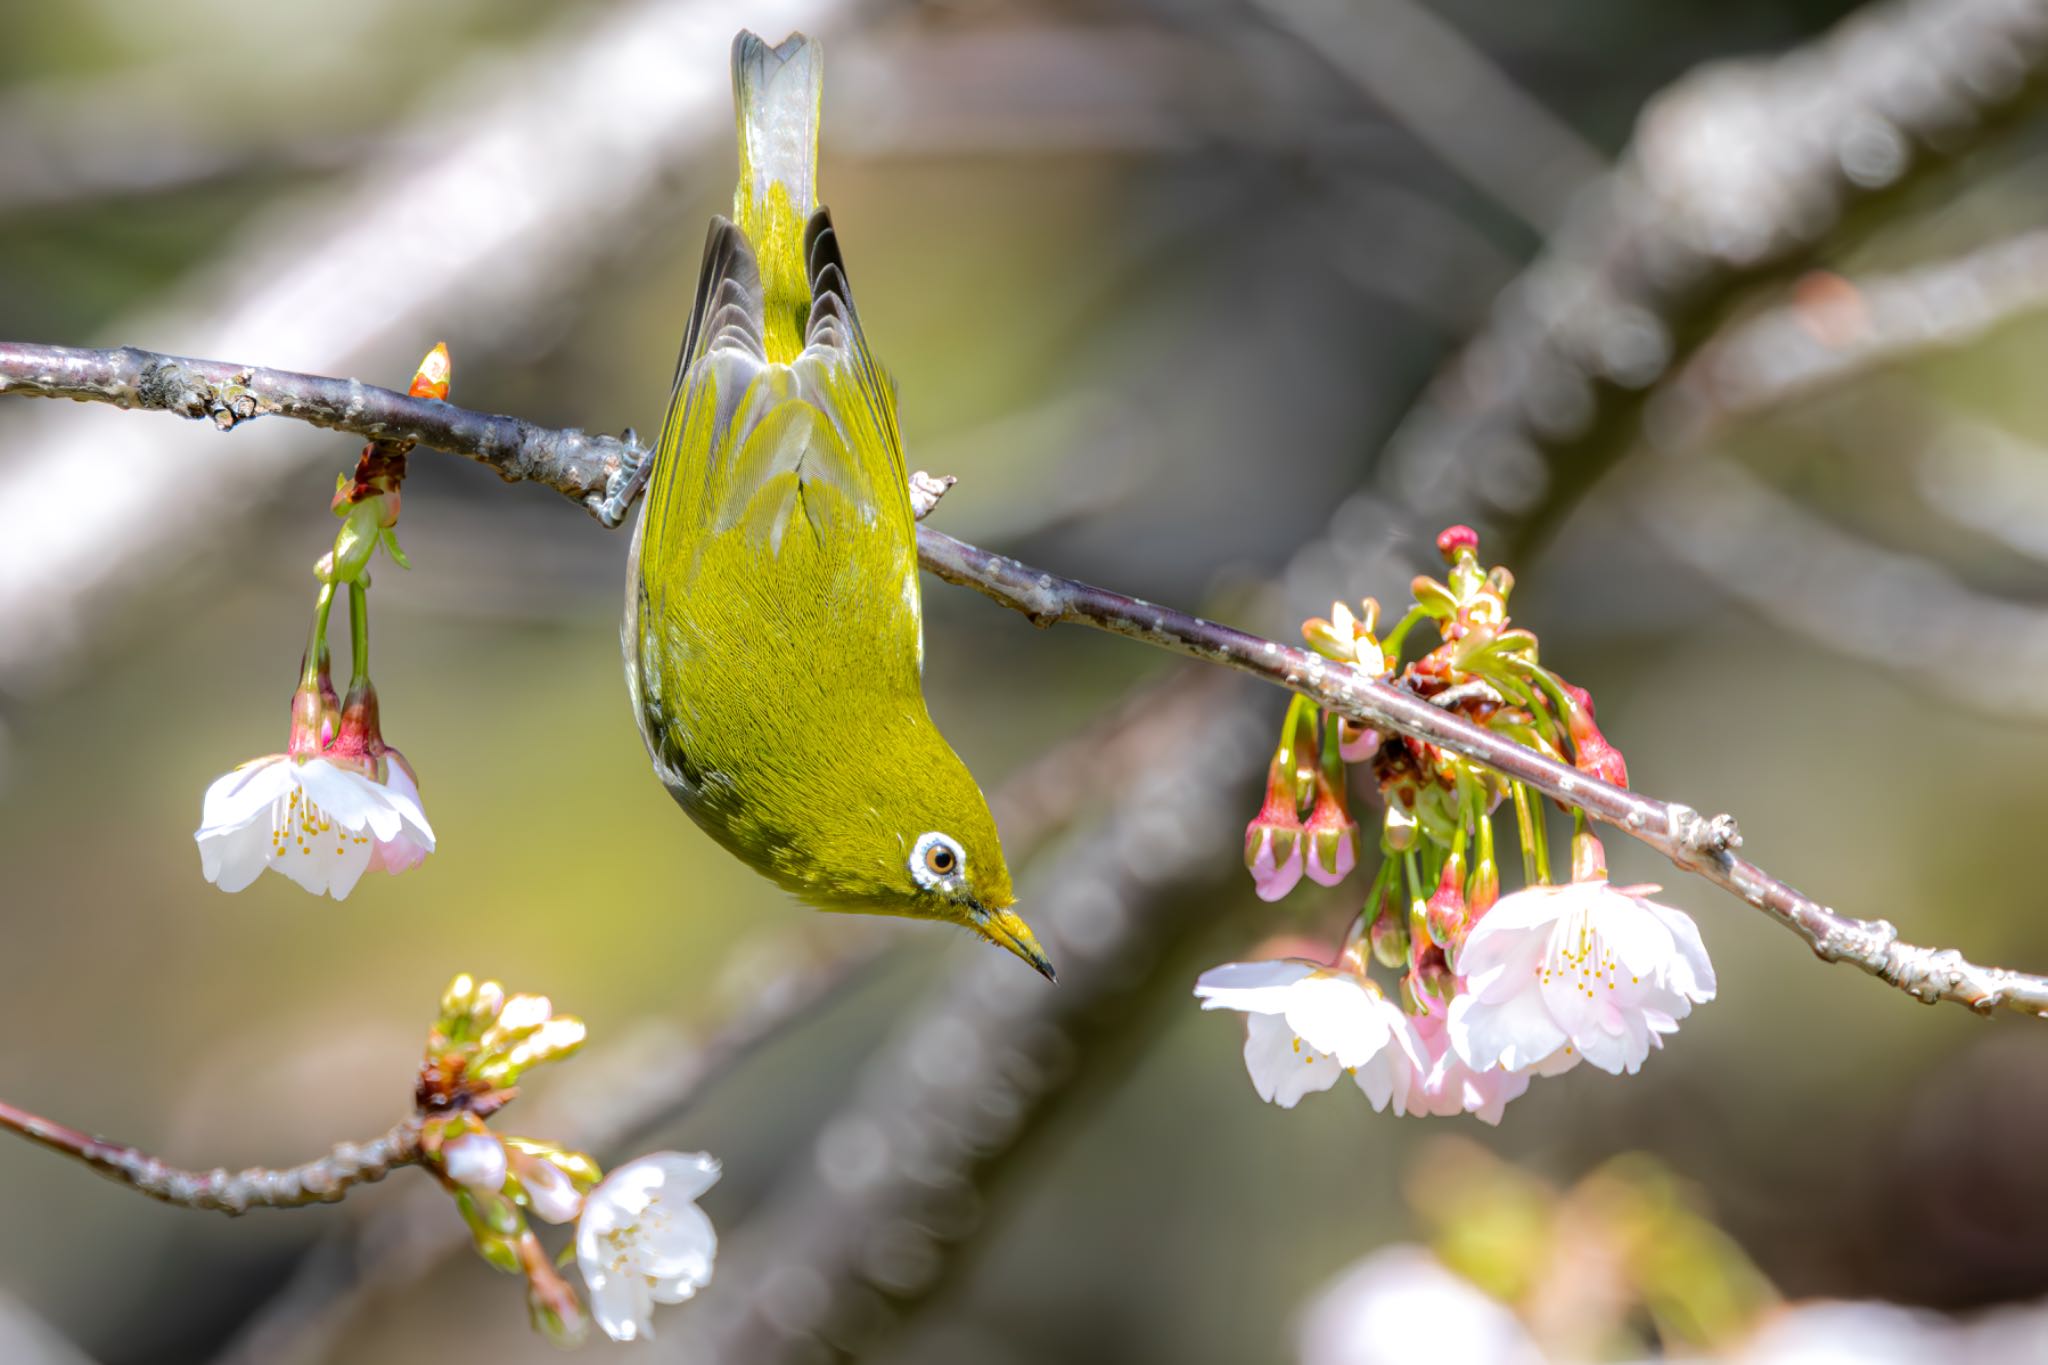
4 0 2048 1361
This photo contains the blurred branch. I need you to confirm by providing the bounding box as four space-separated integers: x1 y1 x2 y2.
8 336 2047 1015
1367 0 2048 553
0 1099 419 1216
1250 0 1607 235
1651 227 2048 449
1632 233 2048 714
1640 455 2048 718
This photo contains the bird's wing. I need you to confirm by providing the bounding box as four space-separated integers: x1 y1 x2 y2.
790 207 908 533
638 217 773 569
636 208 923 681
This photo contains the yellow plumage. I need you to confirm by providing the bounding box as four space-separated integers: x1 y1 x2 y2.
623 32 1052 979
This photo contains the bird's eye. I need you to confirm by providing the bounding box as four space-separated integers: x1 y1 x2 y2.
910 831 966 890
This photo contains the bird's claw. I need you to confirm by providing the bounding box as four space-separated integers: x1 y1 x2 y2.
595 429 649 528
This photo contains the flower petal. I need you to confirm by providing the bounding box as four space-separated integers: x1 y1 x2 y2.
586 1267 655 1343
197 756 293 832
295 759 401 839
273 825 375 900
641 1201 716 1299
1281 975 1393 1069
1640 898 1716 1002
1448 982 1567 1074
1194 960 1318 1016
198 809 282 893
1244 1011 1343 1108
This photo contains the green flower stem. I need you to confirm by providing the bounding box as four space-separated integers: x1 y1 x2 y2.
347 579 371 690
300 581 337 690
1510 780 1539 886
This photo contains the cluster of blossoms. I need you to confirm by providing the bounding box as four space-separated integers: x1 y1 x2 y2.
420 974 721 1344
1198 527 1715 1124
194 346 449 899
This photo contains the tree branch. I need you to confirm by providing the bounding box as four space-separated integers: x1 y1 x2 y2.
4 339 2041 1022
0 1099 420 1216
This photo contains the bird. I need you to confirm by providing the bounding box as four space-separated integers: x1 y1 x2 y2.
620 30 1054 980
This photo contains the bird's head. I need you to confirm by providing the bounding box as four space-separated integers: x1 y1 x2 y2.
808 722 1053 981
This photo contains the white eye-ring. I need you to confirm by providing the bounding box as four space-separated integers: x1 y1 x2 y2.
910 831 966 890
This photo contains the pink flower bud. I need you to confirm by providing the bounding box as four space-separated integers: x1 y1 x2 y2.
1425 856 1467 947
1245 761 1307 902
1560 682 1629 788
1336 718 1380 763
1436 525 1479 563
1302 776 1358 888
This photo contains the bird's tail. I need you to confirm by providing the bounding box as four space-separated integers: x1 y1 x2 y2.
731 30 822 361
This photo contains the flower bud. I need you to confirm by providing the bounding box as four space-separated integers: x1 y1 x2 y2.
529 1279 589 1348
1245 757 1307 902
410 341 452 401
1572 828 1608 883
483 993 554 1045
509 1148 585 1225
1425 854 1467 947
1436 525 1479 563
1369 911 1410 969
1560 682 1629 789
1336 717 1380 762
1467 853 1500 916
442 1131 510 1192
440 973 478 1024
1302 775 1358 888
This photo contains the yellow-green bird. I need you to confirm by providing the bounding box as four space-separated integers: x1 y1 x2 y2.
621 31 1053 980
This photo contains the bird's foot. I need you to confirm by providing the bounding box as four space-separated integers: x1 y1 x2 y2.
594 428 649 528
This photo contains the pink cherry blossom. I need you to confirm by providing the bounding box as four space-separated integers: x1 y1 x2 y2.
1448 880 1715 1078
1409 1005 1528 1125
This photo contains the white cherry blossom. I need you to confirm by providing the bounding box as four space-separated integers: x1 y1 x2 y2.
1449 881 1715 1078
1195 960 1423 1113
195 754 435 900
576 1151 720 1342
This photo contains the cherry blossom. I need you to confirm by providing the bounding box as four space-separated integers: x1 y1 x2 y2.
1449 880 1715 1077
576 1151 720 1342
1194 960 1422 1113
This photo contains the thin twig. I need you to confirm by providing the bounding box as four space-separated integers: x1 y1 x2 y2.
3 340 2041 1021
0 1100 420 1216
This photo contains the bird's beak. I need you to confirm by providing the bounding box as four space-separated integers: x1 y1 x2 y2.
978 906 1057 983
